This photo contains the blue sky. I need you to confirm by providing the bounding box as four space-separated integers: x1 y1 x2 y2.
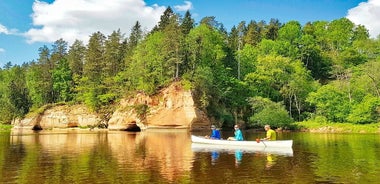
1 0 379 67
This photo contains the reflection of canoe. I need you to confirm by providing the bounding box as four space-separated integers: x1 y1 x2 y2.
191 135 293 156
191 135 293 148
191 143 293 156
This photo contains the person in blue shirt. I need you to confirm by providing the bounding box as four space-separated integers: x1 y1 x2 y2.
227 124 243 141
205 125 221 139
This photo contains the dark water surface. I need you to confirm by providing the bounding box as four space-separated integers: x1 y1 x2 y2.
0 129 379 183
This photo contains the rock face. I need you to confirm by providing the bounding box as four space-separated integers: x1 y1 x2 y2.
13 82 210 131
12 104 102 130
108 82 210 130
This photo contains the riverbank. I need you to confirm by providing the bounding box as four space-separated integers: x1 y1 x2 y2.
295 121 380 133
0 124 12 132
2 121 380 133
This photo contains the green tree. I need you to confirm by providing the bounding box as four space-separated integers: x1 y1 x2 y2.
50 39 69 102
199 16 222 29
278 20 302 44
185 23 228 117
84 31 105 82
298 32 332 81
52 58 73 102
0 67 14 123
161 12 183 79
244 20 264 46
0 65 31 123
104 29 124 77
180 10 194 35
265 18 281 40
155 6 175 31
51 39 68 61
127 31 167 94
307 82 351 122
326 18 355 52
186 24 226 73
125 21 144 66
353 60 380 97
347 94 380 124
280 59 320 121
236 44 257 79
26 62 44 109
26 46 53 108
102 30 125 102
78 31 106 110
67 40 85 77
179 11 195 77
244 55 292 100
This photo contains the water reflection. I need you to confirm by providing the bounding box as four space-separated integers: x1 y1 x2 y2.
3 131 380 183
265 153 277 170
234 150 242 167
211 151 219 165
5 129 194 183
108 129 194 182
191 142 290 170
191 142 293 156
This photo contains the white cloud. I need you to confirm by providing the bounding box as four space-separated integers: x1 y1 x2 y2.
0 23 23 36
24 0 166 44
0 48 5 53
174 1 193 12
347 0 380 38
0 24 10 34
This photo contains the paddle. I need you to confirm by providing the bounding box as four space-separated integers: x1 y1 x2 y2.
256 138 267 147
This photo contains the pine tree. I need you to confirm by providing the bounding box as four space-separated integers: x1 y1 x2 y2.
157 6 175 31
68 40 86 78
180 10 194 35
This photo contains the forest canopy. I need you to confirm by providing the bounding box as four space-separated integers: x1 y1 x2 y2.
1 7 379 128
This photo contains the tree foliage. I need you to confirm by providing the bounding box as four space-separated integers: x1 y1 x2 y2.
1 14 379 127
248 96 293 128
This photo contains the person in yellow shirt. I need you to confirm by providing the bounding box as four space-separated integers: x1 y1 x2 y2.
263 125 276 140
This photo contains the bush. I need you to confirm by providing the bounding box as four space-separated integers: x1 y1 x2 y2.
348 95 380 124
250 106 293 128
248 96 294 128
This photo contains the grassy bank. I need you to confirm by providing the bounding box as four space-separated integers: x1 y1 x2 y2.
295 121 380 133
0 124 12 132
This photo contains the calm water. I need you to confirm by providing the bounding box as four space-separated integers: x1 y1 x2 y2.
1 129 379 184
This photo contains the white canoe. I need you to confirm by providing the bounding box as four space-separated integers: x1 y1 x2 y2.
191 135 293 148
191 135 293 156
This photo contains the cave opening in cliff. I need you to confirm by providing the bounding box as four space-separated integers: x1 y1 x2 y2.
125 122 141 132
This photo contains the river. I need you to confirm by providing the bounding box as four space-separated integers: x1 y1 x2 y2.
0 129 379 183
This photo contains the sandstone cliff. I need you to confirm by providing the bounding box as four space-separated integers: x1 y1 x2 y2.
108 82 209 130
12 104 102 131
12 82 210 131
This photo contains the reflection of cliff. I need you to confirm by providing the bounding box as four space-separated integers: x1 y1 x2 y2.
10 130 106 155
9 129 194 183
108 130 194 182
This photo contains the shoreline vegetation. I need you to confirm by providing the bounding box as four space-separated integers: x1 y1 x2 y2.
3 122 379 134
295 121 380 134
0 124 12 132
